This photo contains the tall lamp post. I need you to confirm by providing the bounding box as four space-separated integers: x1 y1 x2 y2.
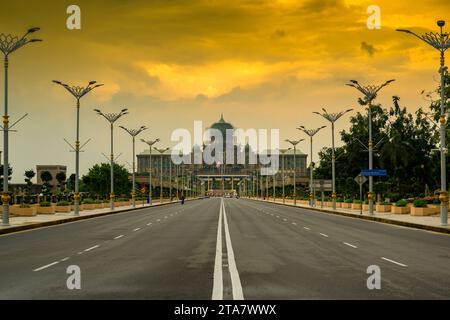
155 147 170 203
298 126 326 207
53 79 102 217
0 27 42 225
397 21 450 226
119 125 147 208
313 108 353 210
346 79 394 215
94 108 128 210
285 139 304 206
141 138 160 205
280 148 292 204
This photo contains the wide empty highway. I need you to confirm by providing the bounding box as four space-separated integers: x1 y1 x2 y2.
0 197 449 299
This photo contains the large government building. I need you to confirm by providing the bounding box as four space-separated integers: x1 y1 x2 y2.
136 115 308 196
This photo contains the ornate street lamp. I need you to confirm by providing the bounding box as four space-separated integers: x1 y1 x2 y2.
154 147 170 203
280 148 292 204
397 20 450 226
313 108 353 210
119 125 147 208
94 108 128 210
346 79 394 215
53 79 103 217
285 139 304 206
298 126 326 207
0 27 42 225
141 138 160 204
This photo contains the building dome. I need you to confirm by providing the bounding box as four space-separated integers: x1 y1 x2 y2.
210 114 234 138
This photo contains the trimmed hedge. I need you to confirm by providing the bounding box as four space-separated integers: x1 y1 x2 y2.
413 199 428 208
57 201 70 206
39 202 52 207
395 199 408 207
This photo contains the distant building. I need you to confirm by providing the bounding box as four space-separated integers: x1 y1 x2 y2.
36 165 67 187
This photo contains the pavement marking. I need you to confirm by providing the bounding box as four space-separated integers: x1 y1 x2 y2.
304 227 311 230
33 261 59 272
157 219 161 222
283 218 288 222
84 245 100 252
276 216 280 219
133 228 141 232
319 233 329 238
114 235 124 240
343 242 357 248
60 257 70 262
212 198 224 300
381 257 408 267
292 222 297 225
222 198 244 300
164 216 168 219
147 222 153 226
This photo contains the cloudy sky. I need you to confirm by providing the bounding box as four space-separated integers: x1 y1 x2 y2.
0 0 448 182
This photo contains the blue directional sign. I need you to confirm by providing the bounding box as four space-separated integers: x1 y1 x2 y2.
361 169 387 177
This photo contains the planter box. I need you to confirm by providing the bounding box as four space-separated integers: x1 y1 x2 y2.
10 205 37 216
70 205 84 211
341 203 352 208
82 203 96 210
37 206 56 214
55 205 71 213
325 201 333 207
351 203 362 210
336 202 343 208
362 204 369 211
94 203 103 209
410 206 438 216
376 204 392 212
299 200 308 205
391 206 410 214
114 202 122 207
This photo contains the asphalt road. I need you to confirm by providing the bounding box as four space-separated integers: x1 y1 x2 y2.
0 197 449 299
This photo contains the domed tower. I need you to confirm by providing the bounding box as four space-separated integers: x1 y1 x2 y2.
210 114 234 139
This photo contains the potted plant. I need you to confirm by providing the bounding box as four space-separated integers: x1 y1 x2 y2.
335 198 343 208
82 198 96 210
56 201 71 213
391 199 410 214
376 201 392 213
342 199 353 208
94 199 103 209
362 199 369 211
37 201 55 214
351 199 362 210
411 199 436 216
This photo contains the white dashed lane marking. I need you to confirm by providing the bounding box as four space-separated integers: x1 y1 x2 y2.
343 242 357 249
84 245 100 252
319 233 329 238
381 257 407 267
33 261 59 272
114 235 124 240
133 228 141 232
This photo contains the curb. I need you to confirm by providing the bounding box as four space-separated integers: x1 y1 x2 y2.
247 198 450 235
0 198 196 236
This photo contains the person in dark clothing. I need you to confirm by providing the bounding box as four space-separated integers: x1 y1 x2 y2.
181 194 185 205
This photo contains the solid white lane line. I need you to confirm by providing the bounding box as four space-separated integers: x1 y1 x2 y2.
222 199 244 300
33 261 59 272
343 242 357 248
381 257 407 267
133 228 141 232
84 245 99 252
319 233 329 238
114 235 124 240
304 227 310 230
212 198 224 300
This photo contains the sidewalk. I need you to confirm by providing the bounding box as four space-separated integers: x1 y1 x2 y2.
0 199 187 235
249 198 450 234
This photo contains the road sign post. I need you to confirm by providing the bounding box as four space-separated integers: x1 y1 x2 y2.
354 175 368 215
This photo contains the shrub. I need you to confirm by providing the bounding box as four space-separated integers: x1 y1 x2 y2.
82 198 94 204
395 199 408 207
39 202 52 207
378 201 391 205
353 200 362 204
103 199 110 203
344 199 353 203
336 198 344 203
364 199 369 204
385 193 401 202
413 199 428 208
20 203 31 208
432 198 440 205
57 201 70 206
94 200 103 204
116 198 129 202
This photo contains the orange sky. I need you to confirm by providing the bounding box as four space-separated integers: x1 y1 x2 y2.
0 0 449 182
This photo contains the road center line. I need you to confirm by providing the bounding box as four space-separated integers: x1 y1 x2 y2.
319 233 329 238
222 198 244 300
292 222 297 225
343 242 357 248
212 198 224 300
147 223 152 226
304 227 311 230
60 257 70 262
114 235 124 239
381 257 407 267
133 228 141 232
33 261 59 272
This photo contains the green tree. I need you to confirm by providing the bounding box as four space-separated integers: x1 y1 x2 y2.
40 171 53 201
82 163 131 198
24 169 35 204
56 171 67 191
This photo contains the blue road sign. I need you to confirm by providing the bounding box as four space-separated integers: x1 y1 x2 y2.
361 169 387 177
